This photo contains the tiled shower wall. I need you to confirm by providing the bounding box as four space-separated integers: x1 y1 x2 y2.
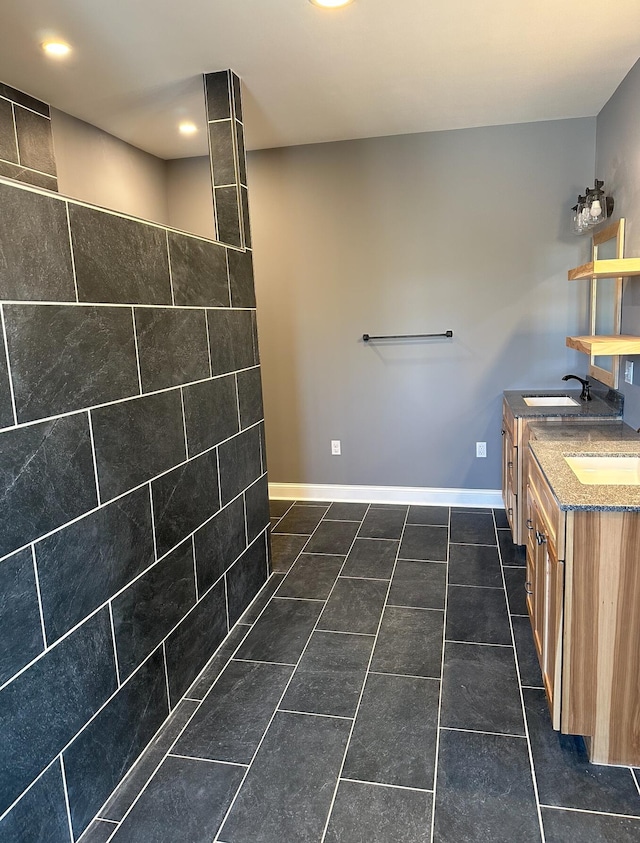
0 83 57 191
0 72 270 842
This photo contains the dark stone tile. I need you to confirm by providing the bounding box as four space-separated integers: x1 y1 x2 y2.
446 585 511 645
281 630 373 718
407 505 449 525
450 510 496 545
239 573 285 624
0 98 18 164
218 426 261 506
205 70 231 121
209 120 236 185
433 730 540 843
75 820 115 843
0 759 71 843
371 606 444 678
207 309 255 375
168 231 229 307
232 73 243 122
0 609 116 814
0 159 57 190
541 806 640 843
250 309 259 360
276 553 343 600
151 449 220 557
511 615 543 688
441 642 524 735
270 533 308 572
182 375 238 457
452 506 492 514
270 516 279 531
36 486 155 643
236 121 247 187
342 538 398 579
165 579 227 707
0 547 44 685
504 566 527 615
493 508 510 528
370 504 408 511
498 529 526 566
220 711 350 843
0 84 50 115
325 501 368 521
63 648 168 839
14 107 55 176
0 324 13 429
448 543 503 588
273 505 326 535
215 185 242 247
194 497 246 594
245 474 269 544
359 508 405 539
305 520 359 555
226 535 268 627
175 660 292 763
135 307 210 392
112 540 195 680
4 304 138 423
237 366 263 429
69 205 171 305
269 499 294 518
111 755 244 843
235 597 322 664
399 524 448 561
101 698 199 822
228 248 256 308
325 780 433 843
319 579 387 635
0 415 97 559
187 624 252 700
344 673 439 789
524 688 640 815
388 560 446 609
91 390 186 502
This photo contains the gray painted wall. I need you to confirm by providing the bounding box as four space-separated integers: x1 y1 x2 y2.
595 58 640 430
166 156 215 240
249 119 595 490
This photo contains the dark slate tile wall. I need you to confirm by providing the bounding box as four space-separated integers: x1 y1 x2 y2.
0 71 267 842
0 84 57 191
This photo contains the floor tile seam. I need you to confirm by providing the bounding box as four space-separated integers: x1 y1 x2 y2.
167 753 248 768
322 518 366 523
632 768 640 798
398 557 448 564
369 670 441 682
339 776 435 795
232 657 296 667
521 684 544 690
440 726 527 740
318 504 411 843
428 506 451 843
444 638 513 648
339 575 391 583
272 595 326 603
277 709 354 721
495 518 546 843
386 604 444 614
446 582 503 591
315 628 376 637
357 534 405 541
448 541 497 548
539 803 640 820
213 507 368 842
268 500 296 530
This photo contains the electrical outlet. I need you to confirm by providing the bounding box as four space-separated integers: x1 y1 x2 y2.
476 442 487 458
625 360 634 385
331 440 341 455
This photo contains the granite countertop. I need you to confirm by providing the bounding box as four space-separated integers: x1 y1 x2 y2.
530 439 640 511
504 389 622 420
528 420 640 442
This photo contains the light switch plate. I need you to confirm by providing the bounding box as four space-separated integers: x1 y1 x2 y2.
625 360 634 385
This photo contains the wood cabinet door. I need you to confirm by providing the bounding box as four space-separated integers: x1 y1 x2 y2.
502 424 516 534
543 541 564 730
524 486 536 620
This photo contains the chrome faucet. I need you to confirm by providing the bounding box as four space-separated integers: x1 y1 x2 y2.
562 374 591 401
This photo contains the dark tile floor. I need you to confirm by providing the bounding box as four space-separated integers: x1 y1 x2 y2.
81 501 640 843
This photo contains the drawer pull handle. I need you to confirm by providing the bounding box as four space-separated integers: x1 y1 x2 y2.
508 508 513 515
525 581 533 595
501 429 506 436
526 519 533 530
536 530 547 545
508 461 513 468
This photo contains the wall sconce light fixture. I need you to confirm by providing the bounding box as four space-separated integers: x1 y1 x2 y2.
572 180 614 235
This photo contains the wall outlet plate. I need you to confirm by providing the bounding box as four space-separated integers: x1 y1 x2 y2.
331 440 341 455
625 360 634 385
476 442 487 458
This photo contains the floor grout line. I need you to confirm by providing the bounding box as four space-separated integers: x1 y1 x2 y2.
340 776 434 795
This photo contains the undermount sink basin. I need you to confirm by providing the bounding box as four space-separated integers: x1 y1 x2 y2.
565 455 640 485
523 396 580 407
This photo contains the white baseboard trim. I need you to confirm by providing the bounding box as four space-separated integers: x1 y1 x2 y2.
268 482 504 509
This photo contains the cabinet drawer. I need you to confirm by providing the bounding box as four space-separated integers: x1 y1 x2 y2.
502 399 516 442
528 452 565 559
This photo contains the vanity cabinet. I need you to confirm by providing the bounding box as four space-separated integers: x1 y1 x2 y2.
525 451 640 766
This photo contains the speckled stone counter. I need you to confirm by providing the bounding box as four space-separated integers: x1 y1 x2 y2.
503 389 622 420
529 420 640 443
530 438 640 511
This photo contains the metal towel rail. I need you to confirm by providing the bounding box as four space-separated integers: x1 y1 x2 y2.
362 330 453 342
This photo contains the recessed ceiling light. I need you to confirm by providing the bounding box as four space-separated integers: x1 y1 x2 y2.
179 121 198 135
309 0 355 8
41 40 71 58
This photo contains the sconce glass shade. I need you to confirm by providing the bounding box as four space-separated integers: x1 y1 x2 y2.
586 187 607 226
573 197 587 235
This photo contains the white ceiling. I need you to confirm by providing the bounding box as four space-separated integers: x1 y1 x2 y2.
0 0 639 159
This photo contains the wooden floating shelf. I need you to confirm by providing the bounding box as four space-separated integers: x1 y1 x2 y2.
568 258 640 281
566 335 640 356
